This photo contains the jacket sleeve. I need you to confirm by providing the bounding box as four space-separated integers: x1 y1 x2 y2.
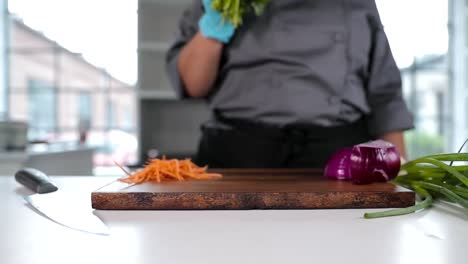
165 0 204 98
365 25 414 137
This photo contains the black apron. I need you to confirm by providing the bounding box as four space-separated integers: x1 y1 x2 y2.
195 113 372 168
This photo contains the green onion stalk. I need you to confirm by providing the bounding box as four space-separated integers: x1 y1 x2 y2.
364 152 468 219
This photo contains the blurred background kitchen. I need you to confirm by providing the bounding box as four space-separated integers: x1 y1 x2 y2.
0 0 465 176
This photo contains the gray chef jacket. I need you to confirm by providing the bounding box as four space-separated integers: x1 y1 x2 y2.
166 0 414 137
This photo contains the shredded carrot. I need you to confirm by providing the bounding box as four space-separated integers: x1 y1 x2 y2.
116 158 222 184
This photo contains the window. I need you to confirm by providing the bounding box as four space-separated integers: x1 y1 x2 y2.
6 1 137 170
107 101 116 129
27 79 56 140
78 91 92 131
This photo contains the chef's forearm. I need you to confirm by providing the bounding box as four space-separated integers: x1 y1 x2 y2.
379 131 407 160
178 32 223 98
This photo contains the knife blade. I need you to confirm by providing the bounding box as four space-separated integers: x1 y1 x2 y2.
15 168 109 235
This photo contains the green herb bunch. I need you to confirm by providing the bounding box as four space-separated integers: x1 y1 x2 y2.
365 148 468 219
212 0 270 28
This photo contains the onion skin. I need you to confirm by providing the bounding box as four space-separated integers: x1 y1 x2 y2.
350 140 401 185
323 147 353 180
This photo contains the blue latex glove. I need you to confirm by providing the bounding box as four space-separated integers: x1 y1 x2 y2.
199 0 235 43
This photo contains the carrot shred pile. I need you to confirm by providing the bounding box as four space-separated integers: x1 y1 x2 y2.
116 156 222 184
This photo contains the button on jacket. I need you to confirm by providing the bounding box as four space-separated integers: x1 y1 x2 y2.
166 0 414 137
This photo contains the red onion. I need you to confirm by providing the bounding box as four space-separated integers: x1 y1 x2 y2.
350 140 401 184
323 147 352 180
324 140 401 185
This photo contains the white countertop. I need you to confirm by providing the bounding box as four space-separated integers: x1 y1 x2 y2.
2 176 468 264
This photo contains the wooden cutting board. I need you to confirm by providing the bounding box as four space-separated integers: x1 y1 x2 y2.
91 169 415 210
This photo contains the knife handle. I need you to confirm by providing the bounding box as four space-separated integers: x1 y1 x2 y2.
15 168 58 194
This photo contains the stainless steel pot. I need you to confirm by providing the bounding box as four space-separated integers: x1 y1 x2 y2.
0 121 28 151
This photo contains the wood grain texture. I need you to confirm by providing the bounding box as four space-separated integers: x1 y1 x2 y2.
91 169 415 210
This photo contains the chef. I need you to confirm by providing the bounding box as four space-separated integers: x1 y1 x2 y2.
165 0 414 168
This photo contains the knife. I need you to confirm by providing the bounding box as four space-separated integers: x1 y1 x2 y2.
15 168 110 235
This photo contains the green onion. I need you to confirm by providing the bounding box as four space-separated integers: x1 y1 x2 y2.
364 151 468 219
407 153 468 162
212 0 270 28
364 184 432 219
417 181 468 209
402 157 468 187
426 179 468 199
